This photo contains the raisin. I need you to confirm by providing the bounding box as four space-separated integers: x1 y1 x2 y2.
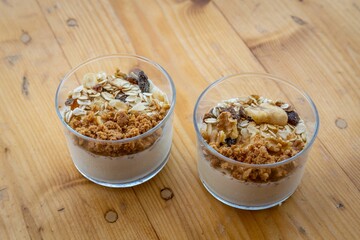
137 70 150 93
239 106 247 119
225 138 237 146
115 93 127 102
92 84 103 92
203 112 215 122
219 107 240 120
287 111 300 125
70 100 79 110
65 98 74 106
127 77 138 84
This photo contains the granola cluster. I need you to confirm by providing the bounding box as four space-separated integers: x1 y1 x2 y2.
60 69 170 156
201 95 307 182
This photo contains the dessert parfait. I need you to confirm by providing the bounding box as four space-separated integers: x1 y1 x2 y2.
56 55 175 187
194 74 319 210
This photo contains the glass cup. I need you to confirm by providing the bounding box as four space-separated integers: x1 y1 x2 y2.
193 73 319 210
55 54 176 187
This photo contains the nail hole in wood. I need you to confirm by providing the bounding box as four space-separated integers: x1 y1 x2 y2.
20 31 31 44
67 18 78 27
335 118 347 129
22 76 29 96
298 226 306 234
160 187 174 200
105 210 118 223
291 15 307 25
336 202 345 209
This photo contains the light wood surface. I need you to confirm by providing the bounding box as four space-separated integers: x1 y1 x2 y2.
1 0 359 239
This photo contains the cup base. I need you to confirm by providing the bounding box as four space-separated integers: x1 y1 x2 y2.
74 150 171 188
201 179 295 210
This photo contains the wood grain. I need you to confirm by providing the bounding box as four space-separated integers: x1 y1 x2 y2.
1 0 359 239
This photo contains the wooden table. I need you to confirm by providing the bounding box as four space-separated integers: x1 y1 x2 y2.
1 0 359 239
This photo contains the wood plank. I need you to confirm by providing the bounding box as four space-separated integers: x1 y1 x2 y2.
1 0 359 238
0 0 158 239
213 0 360 188
107 0 360 238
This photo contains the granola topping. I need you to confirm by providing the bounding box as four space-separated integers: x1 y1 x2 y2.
200 95 307 182
60 69 170 156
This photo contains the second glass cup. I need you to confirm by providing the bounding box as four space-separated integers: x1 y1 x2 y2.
193 73 319 210
55 54 176 187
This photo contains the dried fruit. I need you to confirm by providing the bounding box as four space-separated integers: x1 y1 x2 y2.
219 107 240 120
287 111 300 125
65 98 74 106
93 84 103 92
203 112 215 122
137 71 150 93
225 138 237 146
115 93 127 102
239 106 247 119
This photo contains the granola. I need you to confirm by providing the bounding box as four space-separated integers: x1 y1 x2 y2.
200 95 307 182
60 69 170 156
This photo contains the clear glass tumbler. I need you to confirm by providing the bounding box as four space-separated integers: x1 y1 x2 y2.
55 54 176 187
193 73 319 210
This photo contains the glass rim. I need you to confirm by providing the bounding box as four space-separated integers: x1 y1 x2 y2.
193 72 320 168
55 54 176 144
